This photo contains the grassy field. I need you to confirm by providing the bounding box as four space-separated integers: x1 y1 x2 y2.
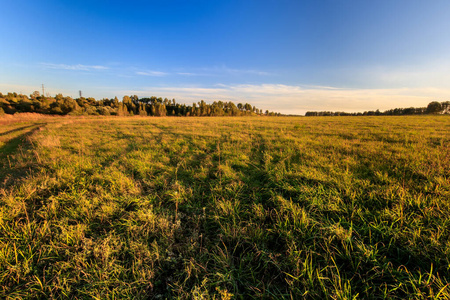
0 115 449 299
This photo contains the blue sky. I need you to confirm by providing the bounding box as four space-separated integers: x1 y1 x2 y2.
1 0 450 114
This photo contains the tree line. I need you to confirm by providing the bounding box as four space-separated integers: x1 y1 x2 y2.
0 92 281 117
305 101 450 116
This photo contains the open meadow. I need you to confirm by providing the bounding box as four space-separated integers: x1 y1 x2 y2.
0 115 449 299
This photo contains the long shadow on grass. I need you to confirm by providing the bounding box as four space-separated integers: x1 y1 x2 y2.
0 124 41 137
0 124 45 187
103 125 443 297
124 129 290 295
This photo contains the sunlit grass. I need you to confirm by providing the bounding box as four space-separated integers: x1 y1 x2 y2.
0 115 449 298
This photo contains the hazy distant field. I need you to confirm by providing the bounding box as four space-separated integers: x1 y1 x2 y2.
0 115 449 299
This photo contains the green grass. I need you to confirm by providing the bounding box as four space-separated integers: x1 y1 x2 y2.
0 115 449 299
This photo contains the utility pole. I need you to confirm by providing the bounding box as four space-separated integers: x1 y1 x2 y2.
42 84 45 96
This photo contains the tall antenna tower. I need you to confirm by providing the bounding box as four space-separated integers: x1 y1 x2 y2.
79 90 82 98
42 84 45 96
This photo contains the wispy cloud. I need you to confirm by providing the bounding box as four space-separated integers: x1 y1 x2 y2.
171 65 272 77
199 66 272 76
176 72 203 76
127 65 272 78
40 63 108 71
136 70 168 77
224 67 271 76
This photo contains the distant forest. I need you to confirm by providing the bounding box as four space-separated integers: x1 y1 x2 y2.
0 92 281 117
2 92 449 117
306 101 450 116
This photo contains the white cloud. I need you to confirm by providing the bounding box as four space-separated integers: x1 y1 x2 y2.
136 71 168 77
40 63 108 71
171 66 271 77
121 65 272 78
200 65 272 76
224 67 271 76
176 72 203 76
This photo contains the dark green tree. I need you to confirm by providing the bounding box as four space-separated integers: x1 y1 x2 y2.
426 101 443 114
